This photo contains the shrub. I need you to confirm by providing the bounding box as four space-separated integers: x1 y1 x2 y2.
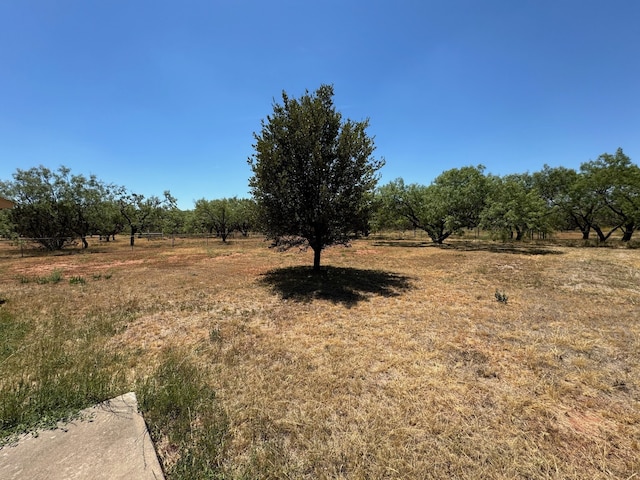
495 290 509 304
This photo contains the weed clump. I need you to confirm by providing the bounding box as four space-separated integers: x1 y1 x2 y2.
209 326 222 343
495 290 509 304
36 269 63 285
92 272 113 281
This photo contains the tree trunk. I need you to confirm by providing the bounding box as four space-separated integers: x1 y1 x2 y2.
591 224 619 242
432 234 449 244
515 227 524 241
313 247 321 272
621 223 635 242
427 228 450 244
130 227 137 247
81 236 88 249
569 212 591 240
591 223 621 243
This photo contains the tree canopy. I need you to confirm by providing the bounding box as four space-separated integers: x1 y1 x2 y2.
378 166 487 243
2 144 638 250
580 148 640 242
0 166 108 250
480 173 550 241
249 84 384 270
116 188 176 247
192 197 254 242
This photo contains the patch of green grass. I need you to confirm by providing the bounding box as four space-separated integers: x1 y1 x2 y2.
34 269 63 285
138 349 228 479
0 311 129 446
69 276 86 285
0 308 31 362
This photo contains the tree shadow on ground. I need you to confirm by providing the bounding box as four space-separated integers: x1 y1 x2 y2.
259 266 414 307
372 239 563 256
372 240 430 248
444 241 565 256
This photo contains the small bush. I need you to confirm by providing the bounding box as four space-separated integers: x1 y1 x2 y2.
495 290 509 304
69 276 86 285
49 269 63 284
209 327 222 343
35 269 63 285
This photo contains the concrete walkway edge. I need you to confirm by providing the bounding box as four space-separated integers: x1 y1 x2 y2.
0 392 165 479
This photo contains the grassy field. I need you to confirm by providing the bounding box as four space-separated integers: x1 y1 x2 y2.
1 233 639 479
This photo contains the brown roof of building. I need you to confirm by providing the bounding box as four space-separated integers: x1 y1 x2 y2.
0 197 16 209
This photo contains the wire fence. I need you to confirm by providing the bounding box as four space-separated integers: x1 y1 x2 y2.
0 232 257 258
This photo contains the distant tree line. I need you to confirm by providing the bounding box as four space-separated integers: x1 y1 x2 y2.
1 147 638 251
373 148 640 244
0 166 259 250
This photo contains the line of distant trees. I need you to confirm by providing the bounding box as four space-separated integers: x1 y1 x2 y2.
373 148 640 244
0 166 259 250
1 147 638 250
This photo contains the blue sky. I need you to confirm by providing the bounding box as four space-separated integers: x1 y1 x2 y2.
1 0 639 210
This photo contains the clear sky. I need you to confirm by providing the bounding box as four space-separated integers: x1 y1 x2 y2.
1 0 639 210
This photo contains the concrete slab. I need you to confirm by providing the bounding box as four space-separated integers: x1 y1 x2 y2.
0 392 165 480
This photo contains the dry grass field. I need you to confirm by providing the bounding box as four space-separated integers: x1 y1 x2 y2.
1 233 639 479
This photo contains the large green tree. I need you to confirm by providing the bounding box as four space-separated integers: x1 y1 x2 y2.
193 198 237 242
480 174 550 241
580 148 640 242
0 166 73 249
534 149 640 242
372 184 415 234
379 166 488 244
93 199 126 241
0 166 109 250
64 172 110 248
533 165 594 238
0 209 15 238
116 188 176 247
231 198 258 237
249 85 384 271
